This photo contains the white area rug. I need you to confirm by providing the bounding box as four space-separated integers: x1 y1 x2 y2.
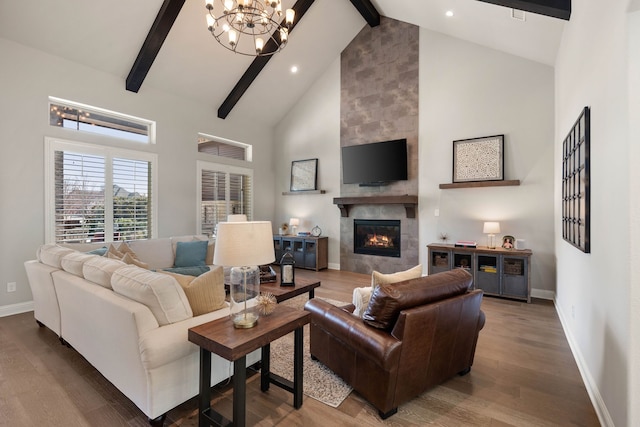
267 297 353 408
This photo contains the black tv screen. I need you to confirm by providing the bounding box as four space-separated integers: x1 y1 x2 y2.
341 139 408 185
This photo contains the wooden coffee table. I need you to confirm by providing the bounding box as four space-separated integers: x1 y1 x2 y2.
260 273 321 303
188 305 311 427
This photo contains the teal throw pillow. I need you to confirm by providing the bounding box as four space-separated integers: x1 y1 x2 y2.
87 246 108 256
174 240 209 267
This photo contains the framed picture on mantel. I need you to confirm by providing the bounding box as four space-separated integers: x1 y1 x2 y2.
452 135 504 183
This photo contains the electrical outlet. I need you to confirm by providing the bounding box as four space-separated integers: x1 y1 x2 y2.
7 282 16 292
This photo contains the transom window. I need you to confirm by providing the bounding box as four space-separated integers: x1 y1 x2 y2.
197 133 252 161
49 97 155 144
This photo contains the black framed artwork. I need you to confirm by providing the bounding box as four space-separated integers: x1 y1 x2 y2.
452 135 504 183
562 106 590 253
290 158 318 191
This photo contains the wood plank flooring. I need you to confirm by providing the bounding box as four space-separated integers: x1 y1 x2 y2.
0 269 599 426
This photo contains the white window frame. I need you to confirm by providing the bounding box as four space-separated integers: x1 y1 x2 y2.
49 96 156 144
196 160 254 236
44 137 158 244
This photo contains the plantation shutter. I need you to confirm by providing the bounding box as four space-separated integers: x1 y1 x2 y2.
200 169 253 236
112 158 151 241
54 151 106 243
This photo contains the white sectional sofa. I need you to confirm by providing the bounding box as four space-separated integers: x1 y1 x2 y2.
24 236 259 425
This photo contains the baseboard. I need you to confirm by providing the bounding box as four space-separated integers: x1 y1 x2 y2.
328 263 340 270
0 301 34 318
554 299 614 427
531 288 555 300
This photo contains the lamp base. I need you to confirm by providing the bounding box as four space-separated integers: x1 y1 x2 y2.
232 313 258 328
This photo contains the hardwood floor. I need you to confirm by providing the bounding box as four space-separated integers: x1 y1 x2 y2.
0 269 599 426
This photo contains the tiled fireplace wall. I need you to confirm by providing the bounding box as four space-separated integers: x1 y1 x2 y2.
340 16 420 274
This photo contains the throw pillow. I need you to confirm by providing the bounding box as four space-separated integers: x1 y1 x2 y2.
174 240 208 267
117 241 141 260
106 244 124 259
371 264 422 289
162 266 226 316
162 266 210 276
86 246 108 256
352 286 374 318
122 252 150 269
111 265 193 326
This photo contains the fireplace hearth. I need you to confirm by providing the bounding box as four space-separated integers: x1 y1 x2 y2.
354 219 401 257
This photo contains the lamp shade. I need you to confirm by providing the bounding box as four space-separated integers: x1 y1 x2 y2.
289 217 300 226
213 221 275 267
483 222 501 234
227 214 247 222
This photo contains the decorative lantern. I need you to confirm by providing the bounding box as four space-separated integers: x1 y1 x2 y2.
280 249 295 287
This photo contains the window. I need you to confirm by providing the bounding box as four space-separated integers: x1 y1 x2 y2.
49 97 155 144
197 161 253 236
198 133 252 161
45 138 157 243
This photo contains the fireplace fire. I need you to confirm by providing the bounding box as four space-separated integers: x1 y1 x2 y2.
354 219 401 257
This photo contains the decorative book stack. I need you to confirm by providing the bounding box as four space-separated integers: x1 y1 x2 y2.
454 240 477 248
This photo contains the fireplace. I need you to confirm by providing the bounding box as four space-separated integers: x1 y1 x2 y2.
354 219 401 257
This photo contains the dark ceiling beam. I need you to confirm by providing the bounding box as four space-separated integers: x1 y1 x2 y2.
217 0 315 119
349 0 380 27
476 0 571 20
126 0 186 93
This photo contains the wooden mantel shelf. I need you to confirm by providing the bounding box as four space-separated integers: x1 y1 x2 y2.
439 180 520 189
332 195 418 218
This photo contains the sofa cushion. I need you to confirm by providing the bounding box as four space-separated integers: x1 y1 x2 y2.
161 266 226 316
363 269 473 330
83 256 127 288
37 244 76 268
60 252 97 277
111 265 193 326
371 264 422 289
173 240 208 267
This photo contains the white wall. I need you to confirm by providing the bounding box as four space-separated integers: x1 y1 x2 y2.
273 58 342 269
555 1 631 426
628 3 640 425
419 30 556 296
0 38 275 312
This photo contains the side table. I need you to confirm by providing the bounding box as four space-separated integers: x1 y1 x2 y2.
188 305 311 427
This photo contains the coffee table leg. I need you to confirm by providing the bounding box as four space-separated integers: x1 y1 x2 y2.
261 343 271 392
309 289 315 299
198 348 211 427
233 356 247 427
293 326 304 409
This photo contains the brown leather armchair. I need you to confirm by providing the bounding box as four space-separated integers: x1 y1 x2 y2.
304 269 485 419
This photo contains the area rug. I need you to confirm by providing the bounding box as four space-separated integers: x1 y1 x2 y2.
267 297 353 408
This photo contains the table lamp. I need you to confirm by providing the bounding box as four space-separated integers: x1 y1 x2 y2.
483 222 501 249
289 217 299 236
213 221 275 328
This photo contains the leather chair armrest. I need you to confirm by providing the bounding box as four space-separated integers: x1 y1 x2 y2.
304 299 402 369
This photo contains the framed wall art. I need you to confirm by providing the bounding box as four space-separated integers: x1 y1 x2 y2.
562 106 590 253
290 158 318 191
453 135 504 183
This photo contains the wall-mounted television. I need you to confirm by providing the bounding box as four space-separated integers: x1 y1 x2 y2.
341 139 408 186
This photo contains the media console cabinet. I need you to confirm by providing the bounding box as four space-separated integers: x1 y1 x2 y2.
427 243 532 303
273 235 328 271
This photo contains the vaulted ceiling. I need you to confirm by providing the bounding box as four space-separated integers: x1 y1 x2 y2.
0 0 567 127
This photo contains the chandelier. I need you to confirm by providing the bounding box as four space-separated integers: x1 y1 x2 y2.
205 0 295 56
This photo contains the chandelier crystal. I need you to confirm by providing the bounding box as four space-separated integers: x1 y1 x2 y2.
205 0 295 56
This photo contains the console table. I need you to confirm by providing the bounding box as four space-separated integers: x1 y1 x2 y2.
427 243 532 303
273 235 328 271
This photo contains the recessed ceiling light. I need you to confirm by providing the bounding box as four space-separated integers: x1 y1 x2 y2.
291 65 298 73
445 10 454 17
